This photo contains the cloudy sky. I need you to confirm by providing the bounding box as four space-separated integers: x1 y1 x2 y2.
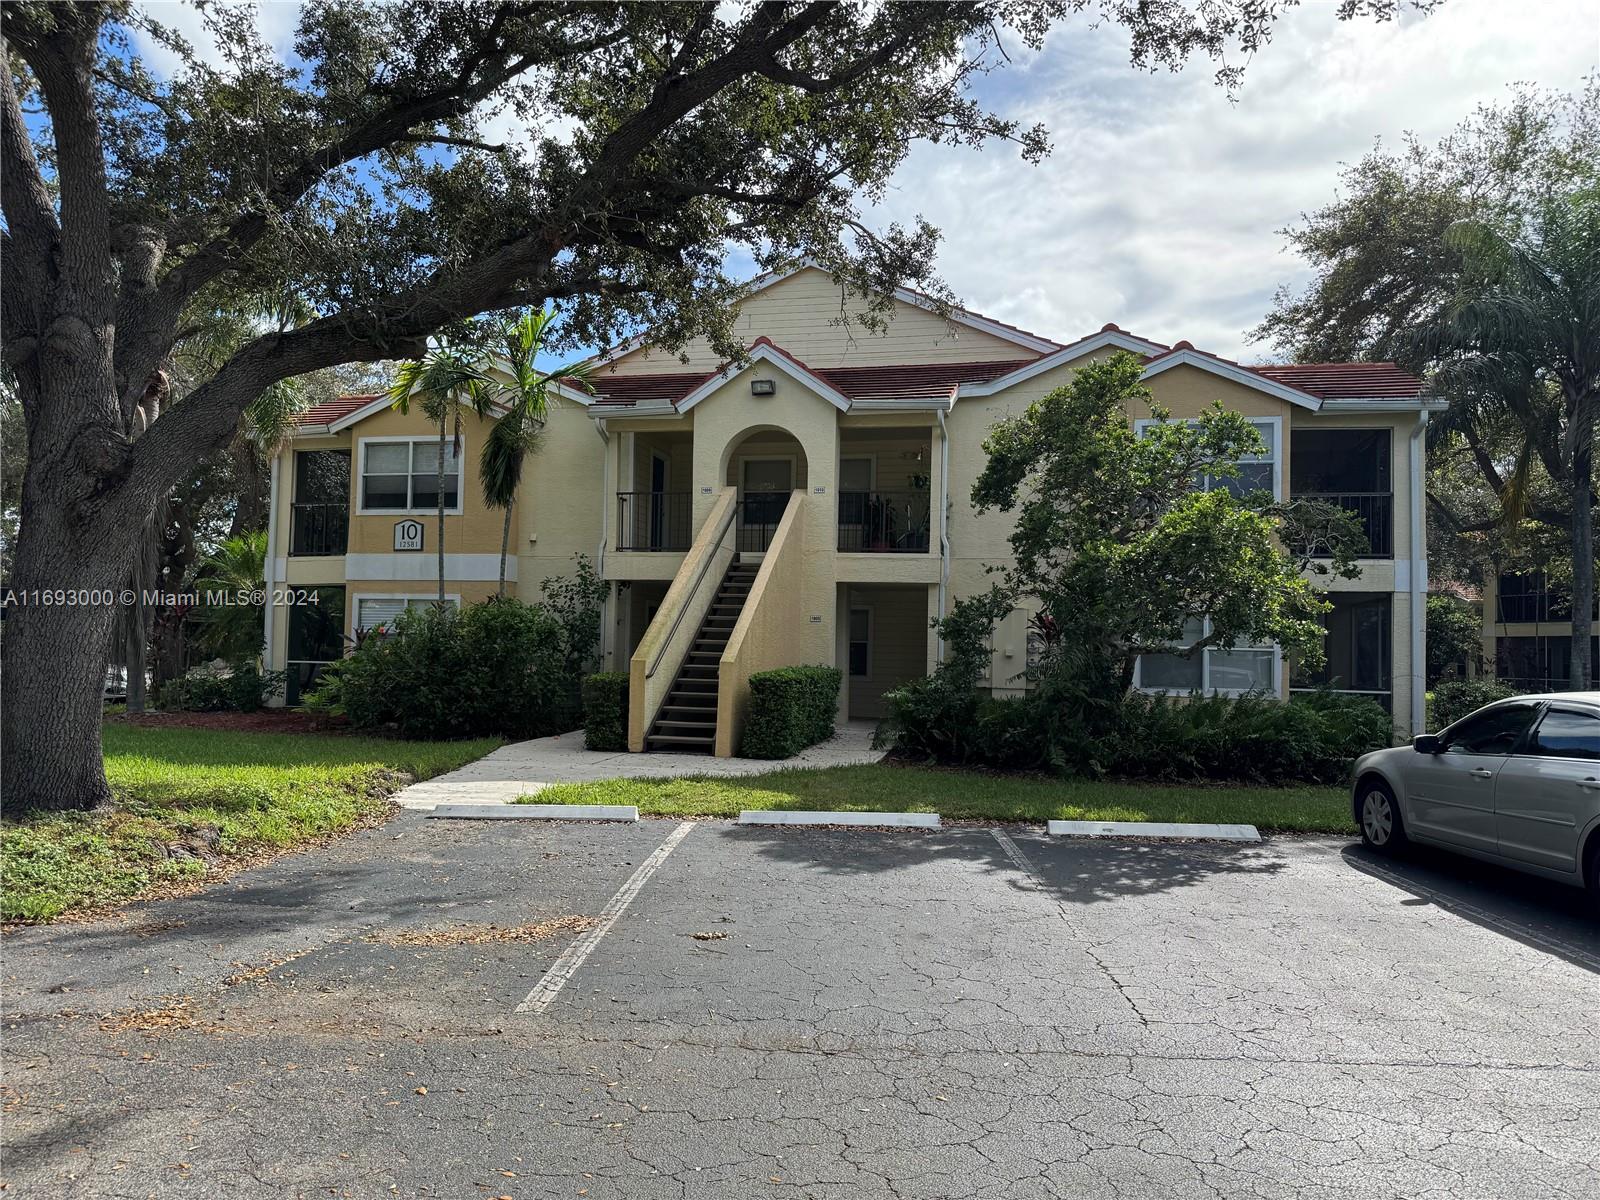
131 1 1597 362
870 0 1599 360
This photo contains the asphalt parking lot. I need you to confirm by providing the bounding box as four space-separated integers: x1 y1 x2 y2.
4 815 1598 1199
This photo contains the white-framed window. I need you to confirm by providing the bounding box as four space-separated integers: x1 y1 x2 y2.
357 437 463 514
848 607 871 677
354 594 460 637
1134 416 1282 500
1135 617 1280 696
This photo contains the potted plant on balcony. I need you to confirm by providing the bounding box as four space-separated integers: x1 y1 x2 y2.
866 494 896 550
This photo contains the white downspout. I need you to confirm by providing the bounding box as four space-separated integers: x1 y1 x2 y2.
262 453 282 701
594 417 611 665
936 407 951 663
1408 411 1430 735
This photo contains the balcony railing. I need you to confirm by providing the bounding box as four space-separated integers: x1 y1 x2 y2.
737 493 791 553
616 491 693 552
1291 491 1392 558
289 501 348 556
837 490 932 553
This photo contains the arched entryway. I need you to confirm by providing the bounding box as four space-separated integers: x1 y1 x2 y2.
720 426 808 553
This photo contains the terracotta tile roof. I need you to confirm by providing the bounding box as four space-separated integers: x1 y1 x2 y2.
589 349 1035 407
590 371 717 406
293 393 382 426
1247 361 1424 400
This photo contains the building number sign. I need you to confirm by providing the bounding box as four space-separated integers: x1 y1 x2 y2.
394 519 425 551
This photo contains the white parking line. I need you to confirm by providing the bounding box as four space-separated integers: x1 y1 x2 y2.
514 820 695 1015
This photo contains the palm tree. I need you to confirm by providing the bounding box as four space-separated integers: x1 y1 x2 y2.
193 531 269 661
481 311 596 596
388 346 494 605
1417 186 1600 687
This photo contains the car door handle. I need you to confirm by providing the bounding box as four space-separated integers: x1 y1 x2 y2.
1579 779 1600 792
1469 768 1495 779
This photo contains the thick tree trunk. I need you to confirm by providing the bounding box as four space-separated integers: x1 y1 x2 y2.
1569 394 1595 691
2 508 126 812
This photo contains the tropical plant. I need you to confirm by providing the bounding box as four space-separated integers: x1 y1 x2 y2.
969 352 1365 699
388 343 495 606
482 311 596 595
1412 186 1600 687
191 531 269 662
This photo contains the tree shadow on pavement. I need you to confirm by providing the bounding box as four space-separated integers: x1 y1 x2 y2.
720 824 1290 906
1340 842 1600 974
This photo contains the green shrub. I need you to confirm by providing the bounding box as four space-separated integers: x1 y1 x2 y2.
881 676 1393 785
299 658 351 719
1431 678 1519 729
741 665 842 759
157 659 284 712
582 673 630 751
340 598 580 740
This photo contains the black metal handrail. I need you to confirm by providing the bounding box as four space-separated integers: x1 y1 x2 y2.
616 491 693 552
290 501 349 556
836 490 932 553
737 492 792 553
1291 491 1392 558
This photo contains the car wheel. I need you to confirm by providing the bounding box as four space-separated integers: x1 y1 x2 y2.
1357 778 1408 855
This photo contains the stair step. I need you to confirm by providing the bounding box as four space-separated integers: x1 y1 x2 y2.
647 734 715 747
655 720 716 733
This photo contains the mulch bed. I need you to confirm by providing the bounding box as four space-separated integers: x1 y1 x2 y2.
107 709 343 735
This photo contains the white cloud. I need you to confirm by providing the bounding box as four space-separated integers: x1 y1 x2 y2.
130 1 301 77
870 0 1599 360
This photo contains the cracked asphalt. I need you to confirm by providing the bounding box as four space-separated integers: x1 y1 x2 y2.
4 814 1598 1198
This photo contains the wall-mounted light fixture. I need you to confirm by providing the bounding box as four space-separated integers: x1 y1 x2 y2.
750 378 776 396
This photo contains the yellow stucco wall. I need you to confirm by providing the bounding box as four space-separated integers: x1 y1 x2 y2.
342 404 511 557
601 266 1041 375
715 496 808 756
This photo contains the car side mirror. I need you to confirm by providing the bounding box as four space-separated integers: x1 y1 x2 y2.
1412 734 1443 755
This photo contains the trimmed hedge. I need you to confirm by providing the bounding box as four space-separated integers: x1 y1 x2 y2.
740 665 842 759
582 673 630 751
879 679 1394 785
1431 678 1519 729
157 659 285 713
340 599 578 740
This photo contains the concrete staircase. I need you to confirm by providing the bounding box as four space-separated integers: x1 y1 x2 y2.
644 557 759 753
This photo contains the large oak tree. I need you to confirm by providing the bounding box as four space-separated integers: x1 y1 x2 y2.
2 0 1408 810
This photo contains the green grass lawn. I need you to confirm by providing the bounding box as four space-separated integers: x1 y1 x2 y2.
521 764 1355 832
1 726 498 922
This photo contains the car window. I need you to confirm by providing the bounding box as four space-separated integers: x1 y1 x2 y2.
1526 708 1600 761
1443 703 1539 755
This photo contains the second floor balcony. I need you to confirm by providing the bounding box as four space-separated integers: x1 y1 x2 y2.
837 490 931 553
617 491 693 552
1290 428 1393 559
289 501 349 556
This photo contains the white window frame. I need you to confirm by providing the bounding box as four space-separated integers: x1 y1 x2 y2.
1133 415 1283 501
353 592 461 637
848 606 873 679
1133 617 1282 698
356 435 466 516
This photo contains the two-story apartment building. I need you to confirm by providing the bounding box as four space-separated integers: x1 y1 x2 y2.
1481 571 1599 691
265 264 1443 751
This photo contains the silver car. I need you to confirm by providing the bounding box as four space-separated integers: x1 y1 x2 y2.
1351 693 1600 910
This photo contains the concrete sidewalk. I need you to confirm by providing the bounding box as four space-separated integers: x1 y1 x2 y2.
392 720 884 809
